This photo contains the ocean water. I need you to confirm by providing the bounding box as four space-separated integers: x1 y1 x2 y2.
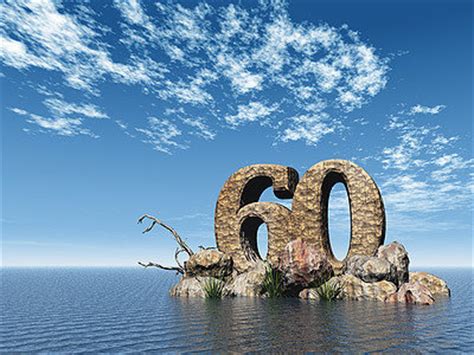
1 267 472 353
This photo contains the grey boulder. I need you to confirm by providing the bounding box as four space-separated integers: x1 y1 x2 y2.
223 260 267 297
376 241 409 286
344 255 397 284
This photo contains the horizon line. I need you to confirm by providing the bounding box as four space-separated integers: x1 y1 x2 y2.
1 264 473 268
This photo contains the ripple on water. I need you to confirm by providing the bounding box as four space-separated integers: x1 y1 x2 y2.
1 267 472 353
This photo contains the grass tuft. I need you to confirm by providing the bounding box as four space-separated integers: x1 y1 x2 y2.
316 280 342 301
201 277 224 299
262 266 284 298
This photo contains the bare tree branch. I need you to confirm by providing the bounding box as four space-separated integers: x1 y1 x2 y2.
138 214 194 257
174 247 187 270
138 261 184 274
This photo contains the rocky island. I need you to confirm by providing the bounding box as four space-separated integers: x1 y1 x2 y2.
139 160 450 305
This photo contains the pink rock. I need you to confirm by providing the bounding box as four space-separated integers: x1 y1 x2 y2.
385 281 435 305
277 238 333 293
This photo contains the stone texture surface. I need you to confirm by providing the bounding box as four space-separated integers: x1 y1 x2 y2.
290 160 386 273
331 275 397 302
299 288 320 300
223 260 267 297
385 281 435 305
170 277 204 298
409 272 450 297
277 238 333 293
185 249 233 278
237 202 292 268
344 255 397 284
215 164 299 272
376 242 409 286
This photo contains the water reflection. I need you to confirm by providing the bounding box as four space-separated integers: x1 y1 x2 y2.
1 268 471 353
173 297 429 352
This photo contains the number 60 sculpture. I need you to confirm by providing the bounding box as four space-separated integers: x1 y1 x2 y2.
215 160 386 273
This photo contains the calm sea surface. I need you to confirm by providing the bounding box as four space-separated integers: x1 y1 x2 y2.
1 267 472 353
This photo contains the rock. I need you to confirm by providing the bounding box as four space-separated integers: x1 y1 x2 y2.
344 255 397 284
277 238 333 293
185 249 233 278
331 275 397 302
385 281 435 305
409 272 450 297
376 241 409 286
299 288 320 300
223 261 267 297
170 277 203 297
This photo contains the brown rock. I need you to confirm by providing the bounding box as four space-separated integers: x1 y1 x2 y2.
385 281 435 305
409 272 450 297
376 241 409 286
277 238 333 293
332 275 397 302
185 249 232 278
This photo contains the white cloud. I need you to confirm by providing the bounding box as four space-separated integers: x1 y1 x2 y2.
381 116 434 170
161 69 217 105
408 104 446 115
432 154 473 182
0 36 52 69
9 105 100 137
10 108 97 137
44 98 108 119
114 0 149 26
135 117 186 154
381 174 470 213
0 0 163 93
2 0 389 153
225 102 278 126
375 111 473 218
181 118 215 141
9 107 28 116
281 113 337 145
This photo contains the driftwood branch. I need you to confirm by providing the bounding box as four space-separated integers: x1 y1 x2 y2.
138 214 194 257
174 247 187 270
137 213 194 274
138 261 183 274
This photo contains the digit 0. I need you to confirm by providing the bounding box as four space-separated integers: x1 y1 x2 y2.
290 160 386 273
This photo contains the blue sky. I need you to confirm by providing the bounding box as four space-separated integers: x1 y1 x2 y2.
1 0 472 267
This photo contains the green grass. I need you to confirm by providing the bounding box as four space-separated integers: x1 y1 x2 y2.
201 277 224 299
262 266 284 298
316 280 342 301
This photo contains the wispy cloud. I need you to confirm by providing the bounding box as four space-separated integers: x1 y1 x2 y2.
0 0 163 93
281 113 338 145
374 111 472 217
181 117 215 141
9 107 98 137
135 117 187 154
408 104 446 115
1 0 389 152
225 102 279 126
44 98 108 119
